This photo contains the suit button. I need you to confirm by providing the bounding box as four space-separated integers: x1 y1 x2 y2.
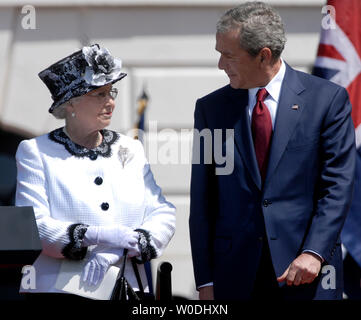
101 202 109 211
263 199 271 207
94 177 103 185
258 237 263 241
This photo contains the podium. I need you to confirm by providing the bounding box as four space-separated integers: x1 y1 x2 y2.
0 206 42 266
0 206 42 300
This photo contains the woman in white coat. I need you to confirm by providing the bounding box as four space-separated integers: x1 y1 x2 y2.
15 44 176 300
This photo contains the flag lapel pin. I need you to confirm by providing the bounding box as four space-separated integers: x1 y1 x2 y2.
292 104 299 110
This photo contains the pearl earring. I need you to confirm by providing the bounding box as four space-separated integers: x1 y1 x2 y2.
71 112 75 118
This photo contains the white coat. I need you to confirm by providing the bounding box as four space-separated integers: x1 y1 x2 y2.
15 127 176 295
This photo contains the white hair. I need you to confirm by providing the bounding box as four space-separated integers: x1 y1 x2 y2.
51 96 82 119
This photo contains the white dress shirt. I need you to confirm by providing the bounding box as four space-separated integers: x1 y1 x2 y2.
248 58 286 128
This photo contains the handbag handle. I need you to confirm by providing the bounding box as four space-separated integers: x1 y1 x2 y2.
131 257 144 297
120 249 128 277
110 249 145 300
110 249 128 300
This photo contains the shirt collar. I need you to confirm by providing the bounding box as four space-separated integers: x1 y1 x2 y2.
248 58 286 102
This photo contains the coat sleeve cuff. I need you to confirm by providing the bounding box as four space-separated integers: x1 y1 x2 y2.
134 228 157 263
61 223 88 260
302 249 324 263
197 282 214 291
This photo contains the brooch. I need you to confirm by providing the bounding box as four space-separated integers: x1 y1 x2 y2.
118 145 133 168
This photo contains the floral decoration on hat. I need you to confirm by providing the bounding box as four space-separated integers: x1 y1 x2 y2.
83 46 123 86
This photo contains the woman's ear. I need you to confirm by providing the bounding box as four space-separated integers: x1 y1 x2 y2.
65 101 74 118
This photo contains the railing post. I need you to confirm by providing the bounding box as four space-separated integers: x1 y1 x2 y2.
155 261 172 300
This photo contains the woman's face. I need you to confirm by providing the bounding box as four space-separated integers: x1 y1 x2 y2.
67 84 116 131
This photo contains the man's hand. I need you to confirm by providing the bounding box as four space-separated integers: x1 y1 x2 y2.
199 285 214 300
277 252 322 286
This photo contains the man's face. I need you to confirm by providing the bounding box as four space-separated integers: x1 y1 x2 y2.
216 29 261 89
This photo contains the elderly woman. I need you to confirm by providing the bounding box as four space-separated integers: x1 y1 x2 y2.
15 44 175 300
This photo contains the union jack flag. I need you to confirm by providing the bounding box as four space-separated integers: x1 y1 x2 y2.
313 0 361 143
313 0 361 294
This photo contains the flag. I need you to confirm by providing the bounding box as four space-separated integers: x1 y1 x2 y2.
134 89 149 142
313 0 361 298
313 0 361 138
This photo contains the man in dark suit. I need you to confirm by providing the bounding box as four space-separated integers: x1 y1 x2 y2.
189 2 355 300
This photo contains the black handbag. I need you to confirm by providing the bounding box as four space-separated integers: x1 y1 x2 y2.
110 249 145 300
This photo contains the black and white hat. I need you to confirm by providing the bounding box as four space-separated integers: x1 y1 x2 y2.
38 44 127 113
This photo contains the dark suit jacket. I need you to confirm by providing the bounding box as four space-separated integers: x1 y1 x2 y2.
189 64 356 300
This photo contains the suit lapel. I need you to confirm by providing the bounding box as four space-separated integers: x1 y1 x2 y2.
264 64 306 188
230 88 262 190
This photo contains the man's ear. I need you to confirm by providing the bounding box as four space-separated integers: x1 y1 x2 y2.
259 47 272 64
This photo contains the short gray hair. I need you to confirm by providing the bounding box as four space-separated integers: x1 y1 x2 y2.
216 1 286 60
51 96 82 119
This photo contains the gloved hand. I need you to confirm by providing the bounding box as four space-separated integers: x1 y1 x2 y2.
127 244 141 259
82 249 122 287
83 225 139 249
81 245 141 287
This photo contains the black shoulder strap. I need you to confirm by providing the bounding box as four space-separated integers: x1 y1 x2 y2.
131 258 144 296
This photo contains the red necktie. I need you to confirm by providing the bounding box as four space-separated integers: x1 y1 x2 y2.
251 88 272 183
